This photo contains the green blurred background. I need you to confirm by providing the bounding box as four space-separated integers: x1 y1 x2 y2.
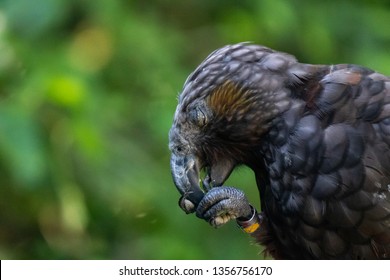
0 0 389 259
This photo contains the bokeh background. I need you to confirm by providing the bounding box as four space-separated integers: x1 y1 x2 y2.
0 0 389 259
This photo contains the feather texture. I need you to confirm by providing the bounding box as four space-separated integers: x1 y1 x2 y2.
169 43 390 259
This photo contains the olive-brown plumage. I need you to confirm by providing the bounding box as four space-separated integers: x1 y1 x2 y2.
169 43 390 259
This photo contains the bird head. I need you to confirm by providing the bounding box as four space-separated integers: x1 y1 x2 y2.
169 43 301 212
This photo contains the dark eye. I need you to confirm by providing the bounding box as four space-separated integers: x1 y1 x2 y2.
190 107 207 127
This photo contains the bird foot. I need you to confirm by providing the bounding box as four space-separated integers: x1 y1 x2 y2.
195 186 253 228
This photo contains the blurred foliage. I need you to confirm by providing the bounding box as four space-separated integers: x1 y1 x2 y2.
0 0 389 259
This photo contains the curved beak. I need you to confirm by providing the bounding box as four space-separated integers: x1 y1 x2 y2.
170 153 205 209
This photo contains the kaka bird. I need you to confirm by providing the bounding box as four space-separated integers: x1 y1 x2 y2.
168 43 390 259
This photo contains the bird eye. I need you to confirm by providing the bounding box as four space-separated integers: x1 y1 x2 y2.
190 107 207 127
